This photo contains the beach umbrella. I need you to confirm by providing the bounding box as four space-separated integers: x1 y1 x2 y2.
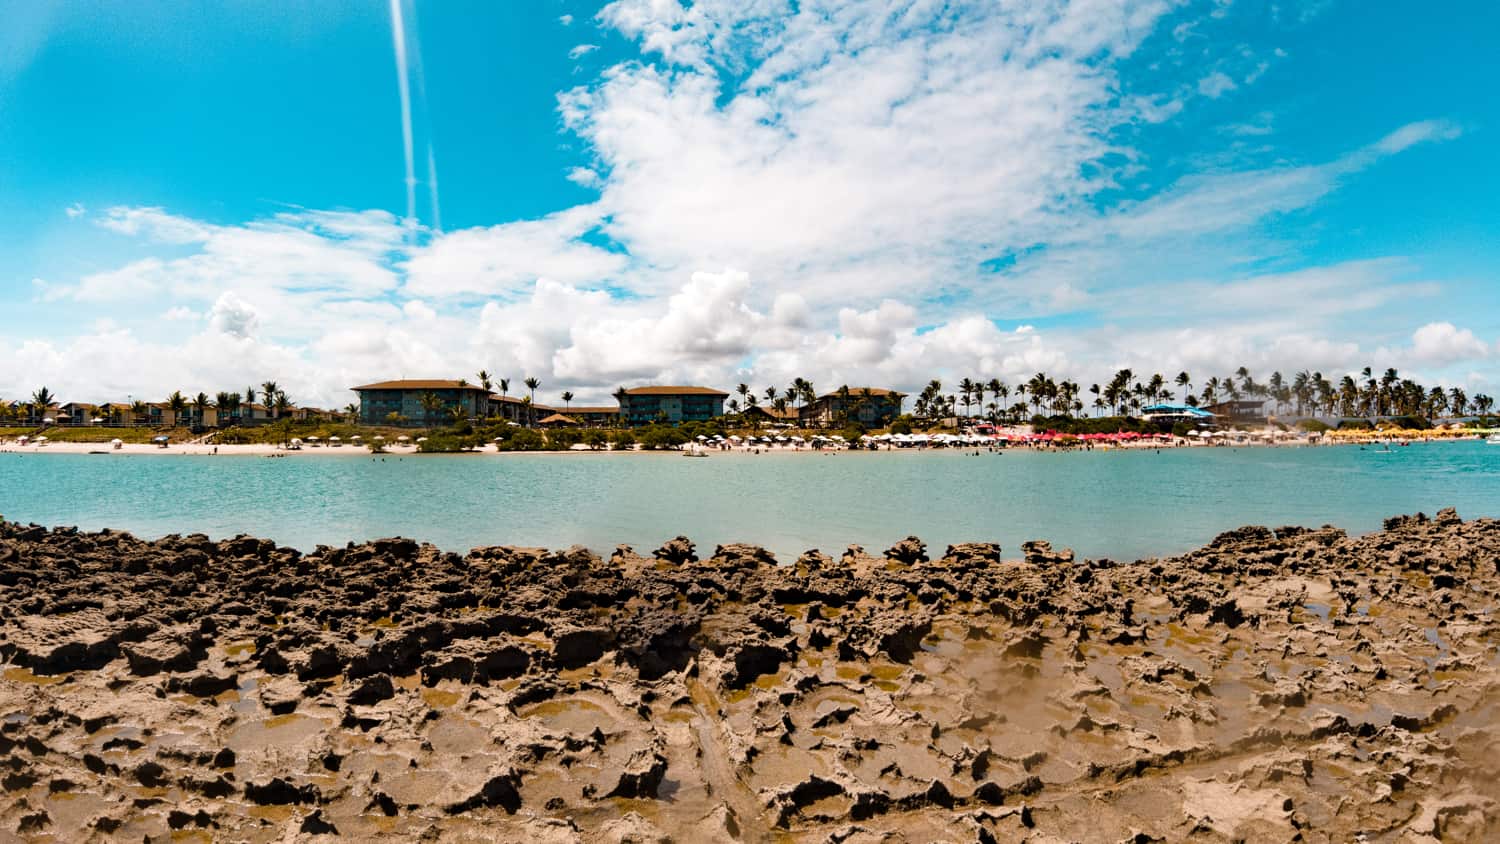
696 435 708 441
397 435 410 442
35 436 47 442
328 436 341 443
289 438 302 445
152 435 169 443
373 435 384 441
42 417 54 424
91 417 104 423
493 437 504 442
110 438 122 445
350 435 362 441
416 437 428 443
728 435 742 442
305 435 319 442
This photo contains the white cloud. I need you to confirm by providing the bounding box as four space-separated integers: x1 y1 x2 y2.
7 2 1492 408
1197 71 1237 98
1409 322 1490 365
559 14 574 26
65 202 86 219
403 206 627 298
568 43 598 60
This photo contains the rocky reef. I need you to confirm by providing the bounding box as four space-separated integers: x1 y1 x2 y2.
1 511 1498 842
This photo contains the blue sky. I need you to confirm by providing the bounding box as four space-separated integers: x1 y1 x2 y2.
1 0 1497 407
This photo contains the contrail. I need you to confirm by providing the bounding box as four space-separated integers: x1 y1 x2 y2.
426 144 442 233
389 0 416 225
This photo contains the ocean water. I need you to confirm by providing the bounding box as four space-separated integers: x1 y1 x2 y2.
1 442 1497 562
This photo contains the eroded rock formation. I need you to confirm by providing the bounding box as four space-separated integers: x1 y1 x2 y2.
1 512 1498 841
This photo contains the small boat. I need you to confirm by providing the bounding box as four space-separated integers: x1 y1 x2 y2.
1487 434 1500 445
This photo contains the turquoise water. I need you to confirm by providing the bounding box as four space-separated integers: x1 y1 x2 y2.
1 443 1497 562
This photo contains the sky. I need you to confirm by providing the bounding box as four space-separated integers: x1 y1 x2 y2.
2 0 1498 409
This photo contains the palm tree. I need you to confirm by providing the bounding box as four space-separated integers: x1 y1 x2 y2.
524 377 540 426
498 378 510 400
477 370 492 392
958 378 975 419
418 391 443 427
167 391 188 428
260 381 280 419
561 391 574 412
519 396 533 427
192 392 210 429
737 383 750 412
273 391 291 420
344 403 360 423
130 400 149 426
31 386 55 415
1174 372 1191 404
1449 387 1468 417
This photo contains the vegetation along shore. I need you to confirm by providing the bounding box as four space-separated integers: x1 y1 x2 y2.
3 364 1497 456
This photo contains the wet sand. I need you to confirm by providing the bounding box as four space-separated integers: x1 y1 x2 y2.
1 512 1497 842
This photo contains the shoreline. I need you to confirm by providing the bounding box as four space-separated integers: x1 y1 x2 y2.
2 513 1498 839
0 435 1476 458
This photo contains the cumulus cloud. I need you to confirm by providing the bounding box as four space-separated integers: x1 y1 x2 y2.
5 1 1490 408
403 206 627 298
1409 322 1490 365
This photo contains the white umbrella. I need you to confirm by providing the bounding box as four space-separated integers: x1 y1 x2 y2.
397 435 410 442
696 435 708 441
110 438 123 445
373 435 385 441
35 436 47 442
416 437 428 443
728 435 742 442
305 435 319 441
42 417 54 424
350 435 362 441
328 436 341 442
290 438 303 445
91 417 104 423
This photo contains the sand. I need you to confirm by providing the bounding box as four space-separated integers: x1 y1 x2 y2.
1 512 1498 841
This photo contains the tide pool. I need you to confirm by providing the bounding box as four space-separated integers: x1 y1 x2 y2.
2 442 1497 561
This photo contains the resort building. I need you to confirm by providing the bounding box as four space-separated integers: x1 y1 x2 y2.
800 388 907 428
567 406 621 427
1204 399 1269 424
488 394 560 426
352 379 493 426
739 405 798 426
1141 404 1216 424
617 386 729 426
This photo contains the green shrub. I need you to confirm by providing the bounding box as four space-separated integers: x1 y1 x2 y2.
496 429 546 451
889 416 914 435
1297 419 1331 433
417 433 483 453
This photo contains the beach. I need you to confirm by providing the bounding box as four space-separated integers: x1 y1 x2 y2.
2 512 1497 841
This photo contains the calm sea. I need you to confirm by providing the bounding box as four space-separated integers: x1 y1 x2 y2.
2 442 1497 562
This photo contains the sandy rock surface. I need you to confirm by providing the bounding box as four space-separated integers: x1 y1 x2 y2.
1 511 1498 842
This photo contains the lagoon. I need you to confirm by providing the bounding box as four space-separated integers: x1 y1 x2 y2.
2 442 1498 561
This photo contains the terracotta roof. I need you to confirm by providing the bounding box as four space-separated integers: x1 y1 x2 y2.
622 386 729 396
568 406 620 414
352 379 489 391
815 387 907 399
